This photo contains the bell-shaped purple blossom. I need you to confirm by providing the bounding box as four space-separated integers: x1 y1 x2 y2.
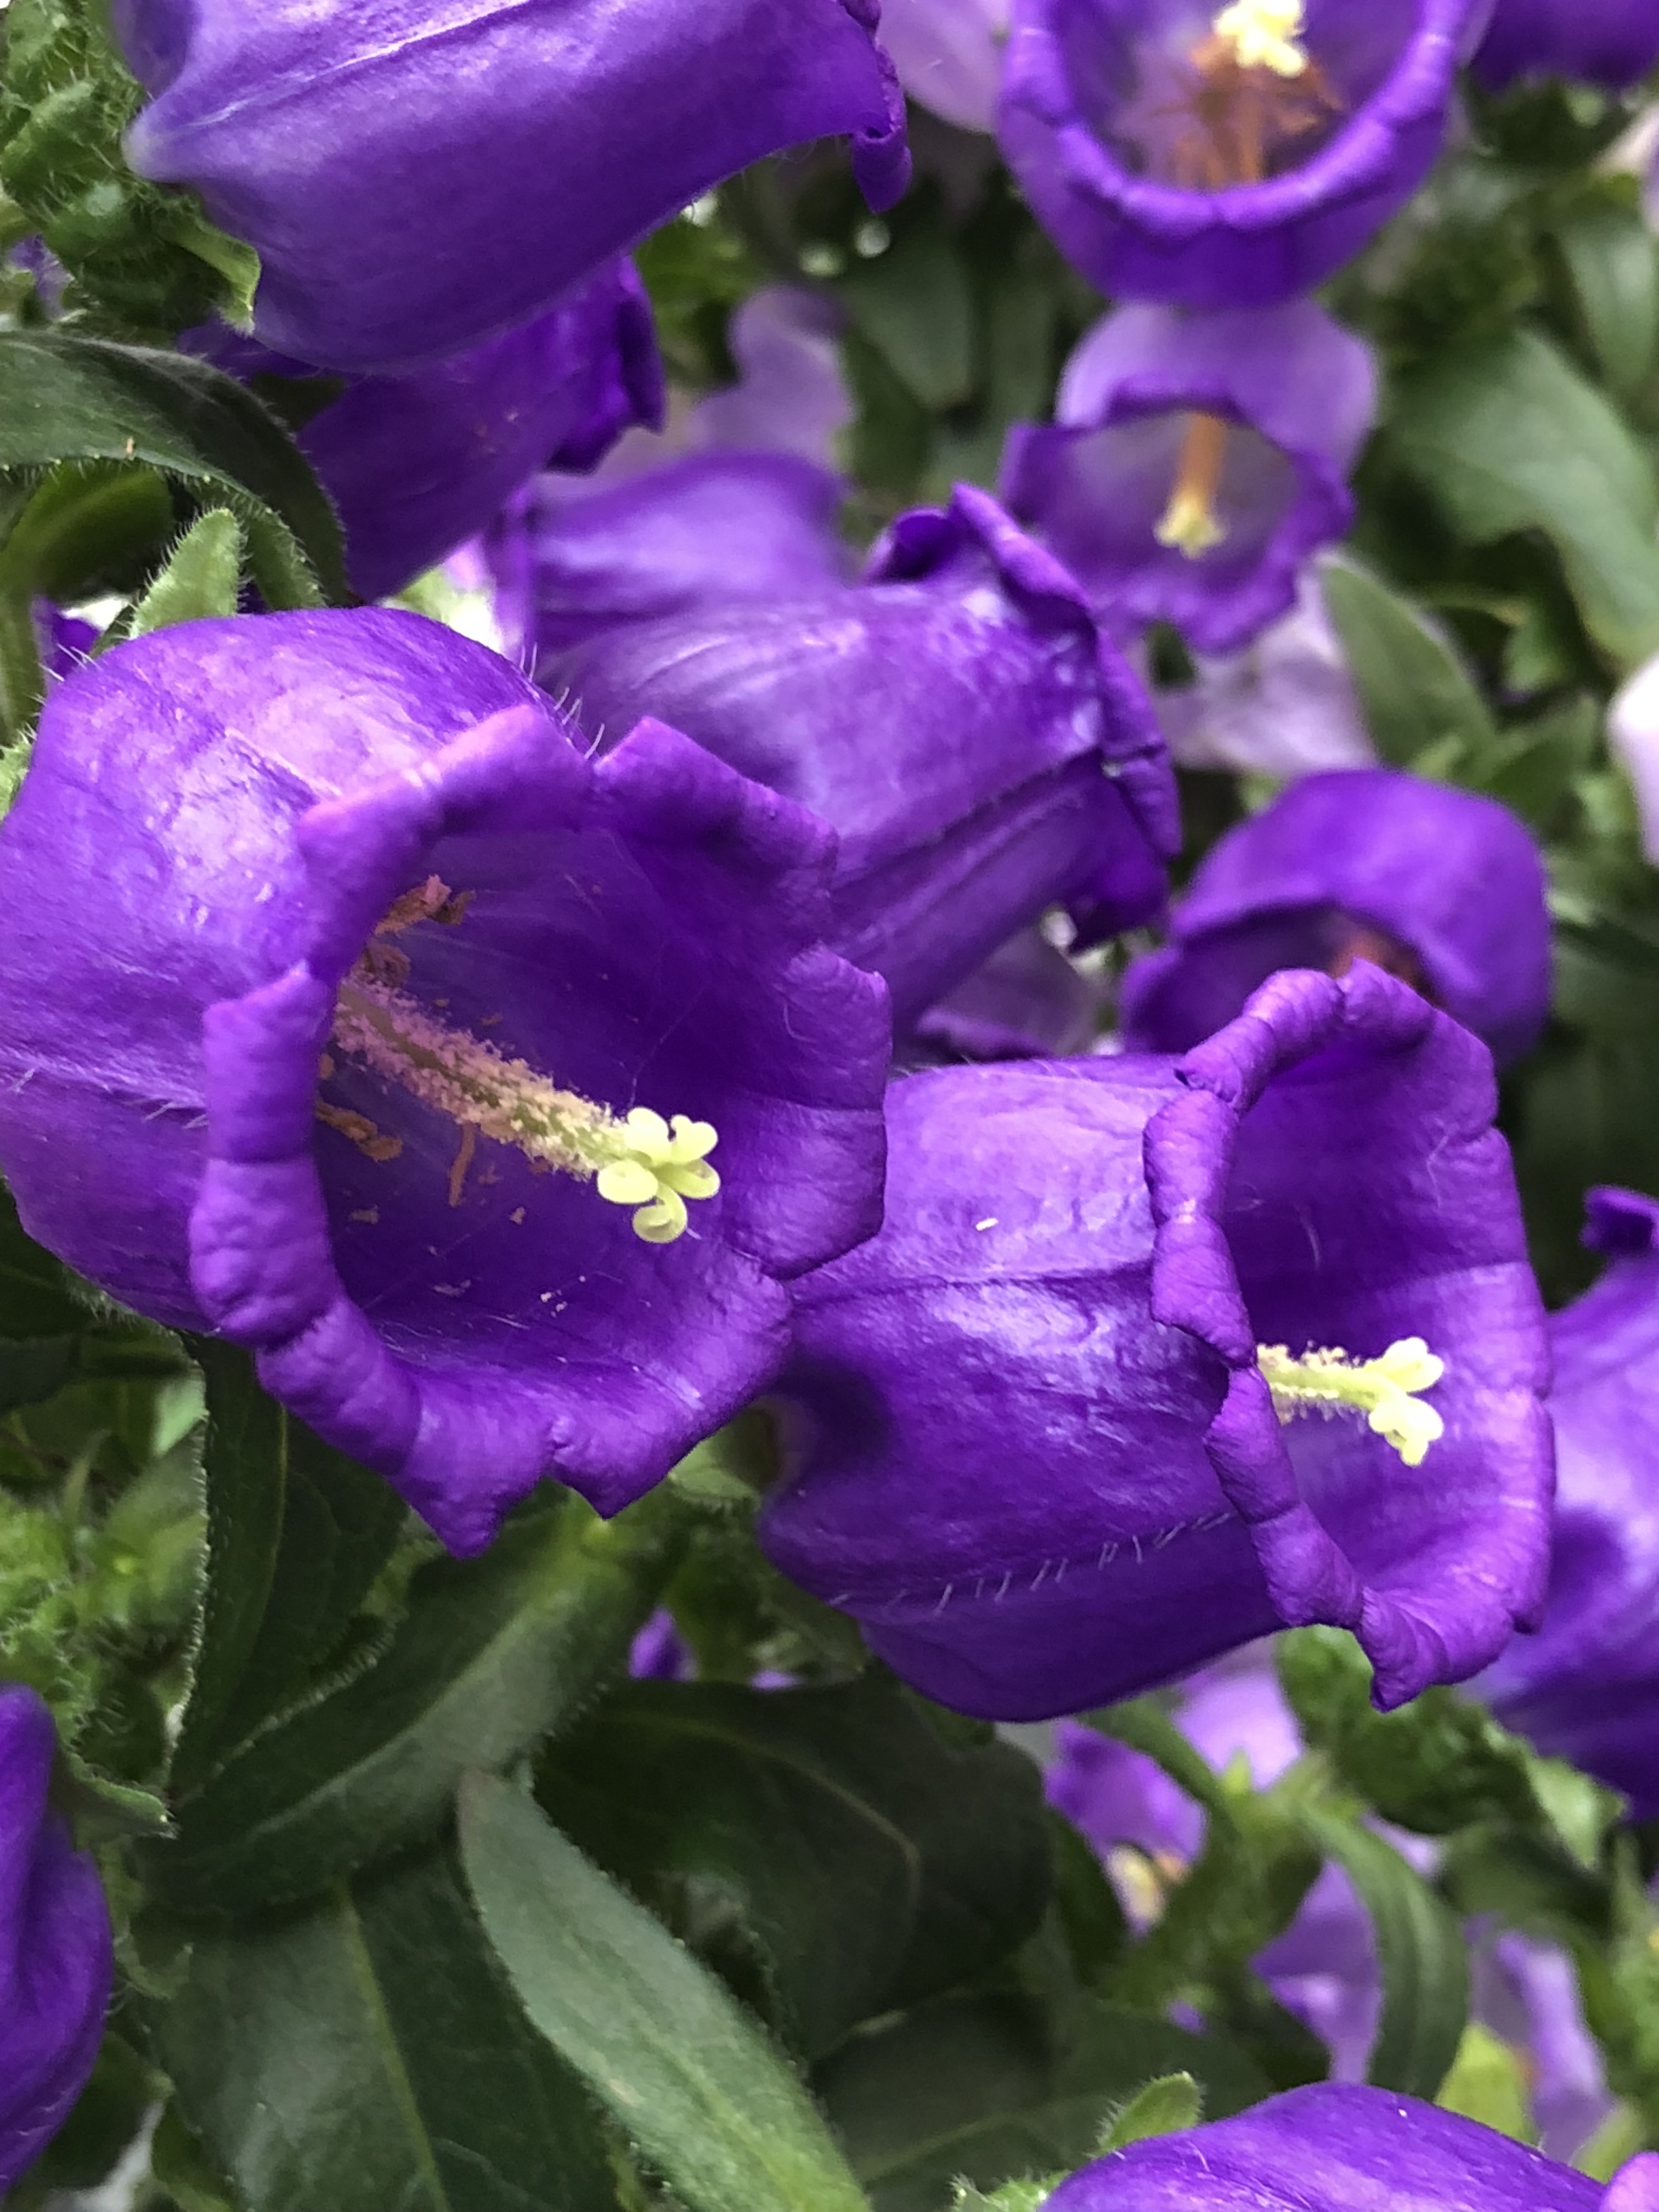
879 0 1010 129
1480 1190 1659 1819
1042 2083 1645 2211
1149 566 1375 777
1002 300 1376 653
0 1686 114 2199
196 259 664 604
548 486 1178 1030
0 611 890 1556
1051 1659 1611 2158
1120 769 1551 1068
525 288 854 655
112 0 909 374
1472 0 1659 91
759 963 1552 1720
999 0 1484 309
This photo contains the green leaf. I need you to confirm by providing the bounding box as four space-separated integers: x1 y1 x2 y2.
0 1180 95 1410
1277 1628 1622 1867
1094 2073 1201 2152
839 191 975 413
1435 2023 1536 2144
168 1340 407 1794
148 2106 238 2212
815 1992 1269 2212
150 1483 686 1913
460 1771 871 2212
0 0 258 341
1472 695 1600 830
538 1674 1051 2060
159 1844 619 2212
125 509 246 635
1389 328 1659 670
1295 1806 1468 2100
1551 200 1659 405
1319 552 1499 770
0 332 348 610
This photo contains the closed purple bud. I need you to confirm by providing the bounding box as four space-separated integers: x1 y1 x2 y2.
1473 0 1659 92
0 1686 114 2199
1003 301 1376 653
0 612 891 1555
1481 1189 1659 1818
1120 769 1551 1068
1610 651 1659 867
1000 0 1486 309
1042 2083 1606 2210
761 964 1551 1719
549 486 1177 1029
112 0 909 373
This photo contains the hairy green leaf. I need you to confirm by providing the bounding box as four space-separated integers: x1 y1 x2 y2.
160 1846 618 2212
539 1674 1050 2059
460 1773 871 2212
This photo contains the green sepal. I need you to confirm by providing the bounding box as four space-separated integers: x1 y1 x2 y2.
0 0 261 343
1093 2072 1202 2153
123 508 245 636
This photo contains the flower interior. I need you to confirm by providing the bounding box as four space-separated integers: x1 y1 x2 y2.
1256 1336 1447 1466
317 876 719 1246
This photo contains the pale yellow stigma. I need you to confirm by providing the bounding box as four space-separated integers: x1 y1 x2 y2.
1155 410 1231 560
1256 1337 1446 1468
329 975 719 1244
1210 0 1309 77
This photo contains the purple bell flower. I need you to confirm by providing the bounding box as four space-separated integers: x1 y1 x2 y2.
112 0 909 374
1042 2083 1649 2211
1472 0 1659 91
999 0 1485 310
1120 769 1551 1068
1480 1190 1659 1819
1051 1659 1611 2158
879 0 1011 129
0 611 890 1556
526 287 854 654
0 1686 114 2199
1149 566 1375 778
547 486 1177 1030
196 259 664 604
1002 300 1376 654
759 963 1553 1720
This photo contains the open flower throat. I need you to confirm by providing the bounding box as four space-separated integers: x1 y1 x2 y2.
1151 2 1343 561
317 877 719 1244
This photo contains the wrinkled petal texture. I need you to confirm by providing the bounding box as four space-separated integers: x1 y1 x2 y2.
1473 0 1659 89
1043 2084 1601 2209
548 484 1177 1028
1000 0 1483 308
529 452 853 657
0 611 890 1554
115 0 909 371
760 964 1550 1719
0 1688 114 2199
1481 1189 1659 1818
1003 301 1376 653
1121 769 1551 1066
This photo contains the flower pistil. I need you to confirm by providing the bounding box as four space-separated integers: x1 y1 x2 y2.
1256 1336 1446 1466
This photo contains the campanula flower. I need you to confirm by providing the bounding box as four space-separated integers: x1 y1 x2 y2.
1473 0 1659 91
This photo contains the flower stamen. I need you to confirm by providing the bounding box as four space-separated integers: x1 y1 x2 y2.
1208 0 1310 78
1155 410 1232 559
326 967 719 1244
1256 1336 1446 1468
